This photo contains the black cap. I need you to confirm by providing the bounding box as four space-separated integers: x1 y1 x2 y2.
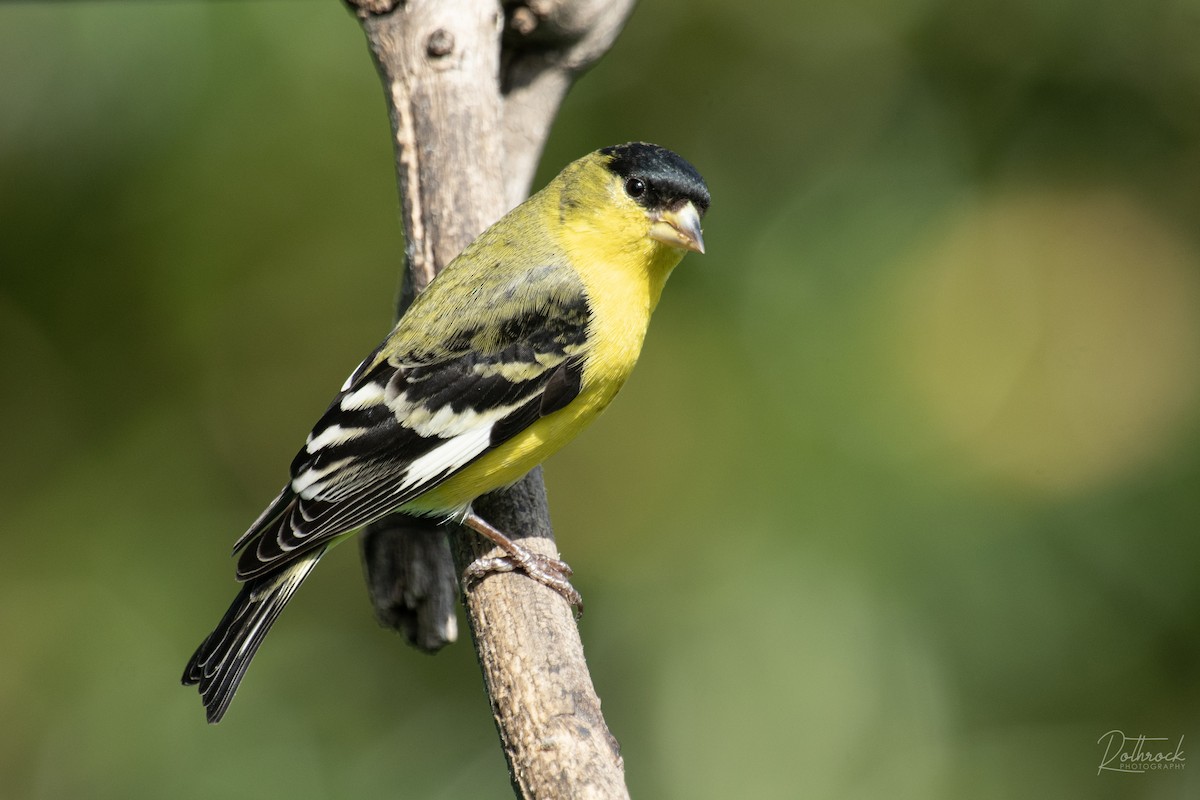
600 142 710 216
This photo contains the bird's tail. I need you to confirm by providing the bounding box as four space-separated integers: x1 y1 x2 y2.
182 549 325 723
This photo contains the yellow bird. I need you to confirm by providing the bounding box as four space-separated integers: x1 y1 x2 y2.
182 142 709 722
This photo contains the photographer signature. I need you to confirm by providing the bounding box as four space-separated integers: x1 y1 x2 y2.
1097 730 1185 775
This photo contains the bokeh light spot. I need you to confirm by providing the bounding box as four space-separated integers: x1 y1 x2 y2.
893 186 1200 493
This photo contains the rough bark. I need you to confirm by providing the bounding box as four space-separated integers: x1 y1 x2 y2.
347 1 636 796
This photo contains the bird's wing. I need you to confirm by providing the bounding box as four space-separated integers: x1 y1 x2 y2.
233 264 590 580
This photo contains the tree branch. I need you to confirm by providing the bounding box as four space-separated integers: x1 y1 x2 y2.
498 0 640 205
346 0 636 795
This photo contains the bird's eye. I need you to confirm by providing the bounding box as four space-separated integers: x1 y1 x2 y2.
624 178 646 198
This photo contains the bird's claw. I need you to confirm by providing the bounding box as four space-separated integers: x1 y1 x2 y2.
463 551 583 614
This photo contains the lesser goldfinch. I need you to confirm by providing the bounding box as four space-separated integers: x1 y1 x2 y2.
182 142 709 723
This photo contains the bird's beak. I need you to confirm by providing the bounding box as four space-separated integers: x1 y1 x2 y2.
649 201 705 254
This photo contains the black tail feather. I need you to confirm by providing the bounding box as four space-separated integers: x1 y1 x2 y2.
182 549 324 723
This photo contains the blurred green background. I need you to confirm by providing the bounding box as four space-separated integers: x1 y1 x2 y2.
3 1 1199 798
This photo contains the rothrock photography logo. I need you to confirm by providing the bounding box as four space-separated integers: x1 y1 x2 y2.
1097 730 1186 775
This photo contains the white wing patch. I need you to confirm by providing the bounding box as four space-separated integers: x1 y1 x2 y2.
340 381 386 410
292 457 353 499
399 425 493 491
305 424 368 453
398 402 507 439
387 393 527 439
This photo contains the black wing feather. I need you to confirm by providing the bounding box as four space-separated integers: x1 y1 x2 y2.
489 356 584 446
233 286 591 581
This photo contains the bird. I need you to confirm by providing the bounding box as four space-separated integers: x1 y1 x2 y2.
182 142 710 723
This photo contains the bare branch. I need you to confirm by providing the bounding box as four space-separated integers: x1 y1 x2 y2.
499 0 639 205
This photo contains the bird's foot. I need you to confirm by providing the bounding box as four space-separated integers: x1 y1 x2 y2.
460 511 583 613
462 551 583 612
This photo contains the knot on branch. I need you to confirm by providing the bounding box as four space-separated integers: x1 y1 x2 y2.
344 0 403 21
425 28 456 59
502 0 609 50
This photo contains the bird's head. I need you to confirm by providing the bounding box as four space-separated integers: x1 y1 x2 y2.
553 143 710 260
597 142 709 255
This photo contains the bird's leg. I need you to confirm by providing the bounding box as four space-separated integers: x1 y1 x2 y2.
460 512 583 611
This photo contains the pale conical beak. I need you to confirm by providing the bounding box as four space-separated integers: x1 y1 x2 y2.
649 201 705 254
